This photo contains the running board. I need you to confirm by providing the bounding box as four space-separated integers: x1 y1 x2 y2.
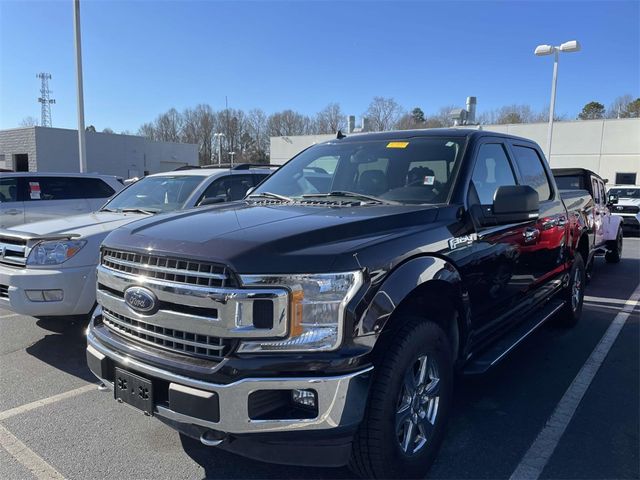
463 298 566 375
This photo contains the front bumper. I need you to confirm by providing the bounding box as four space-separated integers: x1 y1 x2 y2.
86 328 372 436
612 212 640 228
0 263 96 317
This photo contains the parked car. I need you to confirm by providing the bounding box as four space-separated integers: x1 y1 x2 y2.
86 130 594 478
553 168 623 264
0 172 123 228
607 184 640 233
0 165 274 319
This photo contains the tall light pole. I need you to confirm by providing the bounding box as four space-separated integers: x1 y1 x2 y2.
534 40 581 161
214 133 225 166
73 0 87 172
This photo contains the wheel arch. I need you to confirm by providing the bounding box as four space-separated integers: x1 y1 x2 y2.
359 255 470 363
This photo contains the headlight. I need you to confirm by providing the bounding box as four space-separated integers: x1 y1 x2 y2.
26 239 87 265
237 271 363 352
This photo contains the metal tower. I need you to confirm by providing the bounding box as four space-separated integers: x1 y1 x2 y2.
36 73 56 127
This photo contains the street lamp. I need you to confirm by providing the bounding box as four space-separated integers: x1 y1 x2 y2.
213 133 225 166
535 40 581 160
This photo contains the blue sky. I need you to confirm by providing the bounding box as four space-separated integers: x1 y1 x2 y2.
1 0 638 132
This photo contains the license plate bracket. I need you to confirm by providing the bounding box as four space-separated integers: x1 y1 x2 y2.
114 367 154 415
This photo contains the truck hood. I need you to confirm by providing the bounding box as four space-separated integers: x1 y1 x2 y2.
7 211 148 238
104 202 442 274
617 198 640 207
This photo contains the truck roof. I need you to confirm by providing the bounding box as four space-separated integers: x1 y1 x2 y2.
325 128 538 145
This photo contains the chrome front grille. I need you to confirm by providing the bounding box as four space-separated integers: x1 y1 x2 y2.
101 248 233 288
0 237 27 266
102 307 232 360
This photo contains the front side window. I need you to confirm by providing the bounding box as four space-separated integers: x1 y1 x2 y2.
252 137 465 205
104 175 206 213
591 179 601 204
512 146 552 201
200 175 254 203
469 143 517 205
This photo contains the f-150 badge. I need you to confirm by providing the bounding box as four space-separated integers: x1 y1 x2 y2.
448 234 477 250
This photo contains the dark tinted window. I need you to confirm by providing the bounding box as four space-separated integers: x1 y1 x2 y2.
609 188 640 199
0 177 18 203
78 178 116 198
512 146 552 201
554 175 584 190
470 144 516 205
200 175 254 203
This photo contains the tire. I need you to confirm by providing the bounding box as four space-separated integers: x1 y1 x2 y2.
349 319 453 479
605 227 623 263
557 253 585 327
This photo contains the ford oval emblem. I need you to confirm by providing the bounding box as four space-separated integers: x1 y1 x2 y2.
124 286 158 314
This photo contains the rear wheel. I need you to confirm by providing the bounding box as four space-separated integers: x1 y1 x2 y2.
349 319 453 479
557 253 585 327
605 227 623 263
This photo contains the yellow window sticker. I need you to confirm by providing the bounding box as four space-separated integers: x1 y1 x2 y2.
386 141 409 149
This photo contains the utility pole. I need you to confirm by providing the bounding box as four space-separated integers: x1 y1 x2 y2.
73 0 87 172
36 73 55 127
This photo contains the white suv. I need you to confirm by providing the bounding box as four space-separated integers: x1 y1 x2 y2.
0 172 124 228
608 185 640 233
0 165 275 319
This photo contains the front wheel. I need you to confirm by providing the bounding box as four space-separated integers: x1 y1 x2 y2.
605 227 623 263
349 319 453 479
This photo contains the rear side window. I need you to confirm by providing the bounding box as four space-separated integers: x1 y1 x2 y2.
512 146 552 201
24 177 114 201
0 177 18 203
470 143 517 205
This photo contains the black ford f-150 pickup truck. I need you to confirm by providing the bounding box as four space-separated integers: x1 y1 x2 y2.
87 129 591 478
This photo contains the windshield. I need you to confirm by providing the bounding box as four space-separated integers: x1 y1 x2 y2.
609 188 640 199
252 137 465 205
103 175 206 213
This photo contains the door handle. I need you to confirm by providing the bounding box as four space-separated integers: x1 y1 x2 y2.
523 228 540 243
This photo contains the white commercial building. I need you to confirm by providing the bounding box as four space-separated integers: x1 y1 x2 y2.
270 118 640 185
0 127 198 178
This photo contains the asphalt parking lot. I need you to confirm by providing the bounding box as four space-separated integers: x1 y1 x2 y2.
1 239 638 480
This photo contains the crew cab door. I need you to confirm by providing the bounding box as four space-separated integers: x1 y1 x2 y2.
509 142 568 293
460 140 536 336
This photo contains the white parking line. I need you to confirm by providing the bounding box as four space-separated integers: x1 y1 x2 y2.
0 423 66 480
509 283 640 480
584 295 634 306
0 384 96 422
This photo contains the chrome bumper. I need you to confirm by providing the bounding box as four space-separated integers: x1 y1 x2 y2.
87 329 372 434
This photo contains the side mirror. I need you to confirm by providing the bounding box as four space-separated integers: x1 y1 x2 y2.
607 193 619 205
200 196 226 206
472 185 539 227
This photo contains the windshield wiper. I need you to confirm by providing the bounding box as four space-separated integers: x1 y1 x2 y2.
302 191 396 205
100 207 117 212
247 192 293 202
119 208 157 215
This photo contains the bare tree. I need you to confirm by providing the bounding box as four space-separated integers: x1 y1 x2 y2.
137 122 156 139
364 97 402 131
246 109 269 162
607 94 635 118
268 110 312 136
19 116 39 127
154 108 183 142
102 127 115 134
314 103 345 134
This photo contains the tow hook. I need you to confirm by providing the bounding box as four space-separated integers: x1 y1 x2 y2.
200 430 227 447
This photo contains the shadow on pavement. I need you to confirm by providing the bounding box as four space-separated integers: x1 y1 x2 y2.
25 316 95 383
179 433 354 480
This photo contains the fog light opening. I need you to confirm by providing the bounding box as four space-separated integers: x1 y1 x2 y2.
292 389 317 408
26 289 63 302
